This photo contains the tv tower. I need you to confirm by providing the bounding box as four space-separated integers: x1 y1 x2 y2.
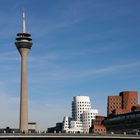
15 11 32 133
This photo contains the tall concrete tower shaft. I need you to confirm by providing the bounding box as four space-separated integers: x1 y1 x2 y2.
15 11 32 133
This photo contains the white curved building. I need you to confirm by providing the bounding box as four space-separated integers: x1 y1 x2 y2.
71 96 98 133
72 96 91 121
62 116 71 131
82 109 98 133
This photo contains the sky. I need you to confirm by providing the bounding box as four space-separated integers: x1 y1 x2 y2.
0 0 140 130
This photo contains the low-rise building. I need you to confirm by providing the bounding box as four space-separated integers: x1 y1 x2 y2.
28 122 37 133
48 122 63 133
0 127 19 133
104 110 140 134
90 116 106 135
62 116 71 132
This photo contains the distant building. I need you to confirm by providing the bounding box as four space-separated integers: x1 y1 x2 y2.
82 109 98 133
104 110 140 134
63 120 83 133
28 122 37 133
48 122 63 133
47 126 56 133
103 90 140 134
0 127 19 133
63 96 98 133
107 91 138 116
72 96 92 121
0 123 37 134
90 116 106 135
62 116 71 131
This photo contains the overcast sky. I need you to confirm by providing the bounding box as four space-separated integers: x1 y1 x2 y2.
0 0 140 130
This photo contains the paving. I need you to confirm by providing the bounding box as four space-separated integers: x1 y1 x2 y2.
0 134 140 140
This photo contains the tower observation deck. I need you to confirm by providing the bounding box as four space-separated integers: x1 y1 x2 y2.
15 11 32 50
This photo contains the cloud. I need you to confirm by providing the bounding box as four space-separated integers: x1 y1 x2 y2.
28 43 120 67
81 62 140 77
28 53 140 82
29 1 89 38
32 17 84 39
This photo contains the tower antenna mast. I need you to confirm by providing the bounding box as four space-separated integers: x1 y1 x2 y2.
22 9 26 33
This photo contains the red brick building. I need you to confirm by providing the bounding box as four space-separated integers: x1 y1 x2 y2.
107 91 138 116
90 116 106 135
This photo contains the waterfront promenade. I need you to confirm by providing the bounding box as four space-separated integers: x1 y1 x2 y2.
0 134 140 140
